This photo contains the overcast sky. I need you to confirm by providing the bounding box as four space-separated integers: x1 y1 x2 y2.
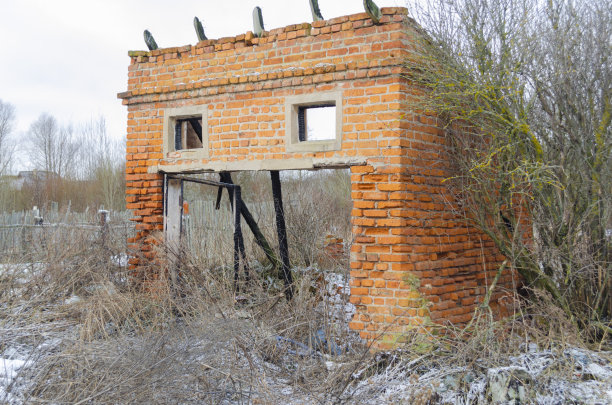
0 0 406 170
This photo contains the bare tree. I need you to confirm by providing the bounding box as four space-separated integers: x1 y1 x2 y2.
0 99 16 175
78 116 126 210
28 113 80 179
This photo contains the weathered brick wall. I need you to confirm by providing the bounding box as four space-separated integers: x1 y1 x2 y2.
119 7 515 348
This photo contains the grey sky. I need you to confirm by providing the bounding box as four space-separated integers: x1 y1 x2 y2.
0 0 404 170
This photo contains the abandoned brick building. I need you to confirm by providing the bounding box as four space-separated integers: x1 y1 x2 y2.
119 7 514 347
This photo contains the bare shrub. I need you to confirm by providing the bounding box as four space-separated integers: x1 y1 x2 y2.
407 0 611 338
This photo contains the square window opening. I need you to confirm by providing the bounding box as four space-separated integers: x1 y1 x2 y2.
174 117 203 150
298 104 336 142
285 91 342 153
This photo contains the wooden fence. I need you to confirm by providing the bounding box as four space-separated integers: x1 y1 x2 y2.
0 200 292 264
0 208 134 260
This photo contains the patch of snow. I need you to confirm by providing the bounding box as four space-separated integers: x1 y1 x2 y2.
348 344 612 404
0 358 25 382
0 262 43 275
110 253 129 267
567 380 610 404
586 363 610 380
508 350 555 376
64 295 81 305
0 356 27 402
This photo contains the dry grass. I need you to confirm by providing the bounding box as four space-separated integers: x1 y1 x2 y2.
3 229 608 404
1 172 609 403
0 212 377 404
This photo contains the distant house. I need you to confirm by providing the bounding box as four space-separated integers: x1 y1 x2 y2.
12 170 61 190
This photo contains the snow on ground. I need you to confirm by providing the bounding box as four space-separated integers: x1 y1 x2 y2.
0 357 26 401
0 262 44 282
348 345 612 404
110 253 129 268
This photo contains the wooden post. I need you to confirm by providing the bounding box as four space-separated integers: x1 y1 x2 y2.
270 170 293 299
99 209 109 250
164 177 183 285
32 206 44 253
20 220 27 257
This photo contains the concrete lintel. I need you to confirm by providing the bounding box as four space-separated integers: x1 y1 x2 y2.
149 157 368 174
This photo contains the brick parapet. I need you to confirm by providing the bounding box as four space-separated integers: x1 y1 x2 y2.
118 8 416 104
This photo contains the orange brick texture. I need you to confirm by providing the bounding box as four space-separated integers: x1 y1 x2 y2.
119 8 516 348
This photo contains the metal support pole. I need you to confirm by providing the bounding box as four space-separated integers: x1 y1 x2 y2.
233 185 241 292
219 172 280 271
270 170 293 300
234 187 250 283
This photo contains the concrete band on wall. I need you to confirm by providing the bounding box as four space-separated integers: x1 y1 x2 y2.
119 7 515 349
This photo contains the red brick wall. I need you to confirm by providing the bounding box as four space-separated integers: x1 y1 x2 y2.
119 7 515 348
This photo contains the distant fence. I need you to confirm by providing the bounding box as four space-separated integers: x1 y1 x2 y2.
0 202 263 262
0 199 317 264
0 208 135 260
0 207 133 226
0 202 266 263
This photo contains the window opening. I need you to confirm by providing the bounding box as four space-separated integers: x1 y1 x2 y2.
174 118 203 150
298 104 336 142
285 91 342 152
